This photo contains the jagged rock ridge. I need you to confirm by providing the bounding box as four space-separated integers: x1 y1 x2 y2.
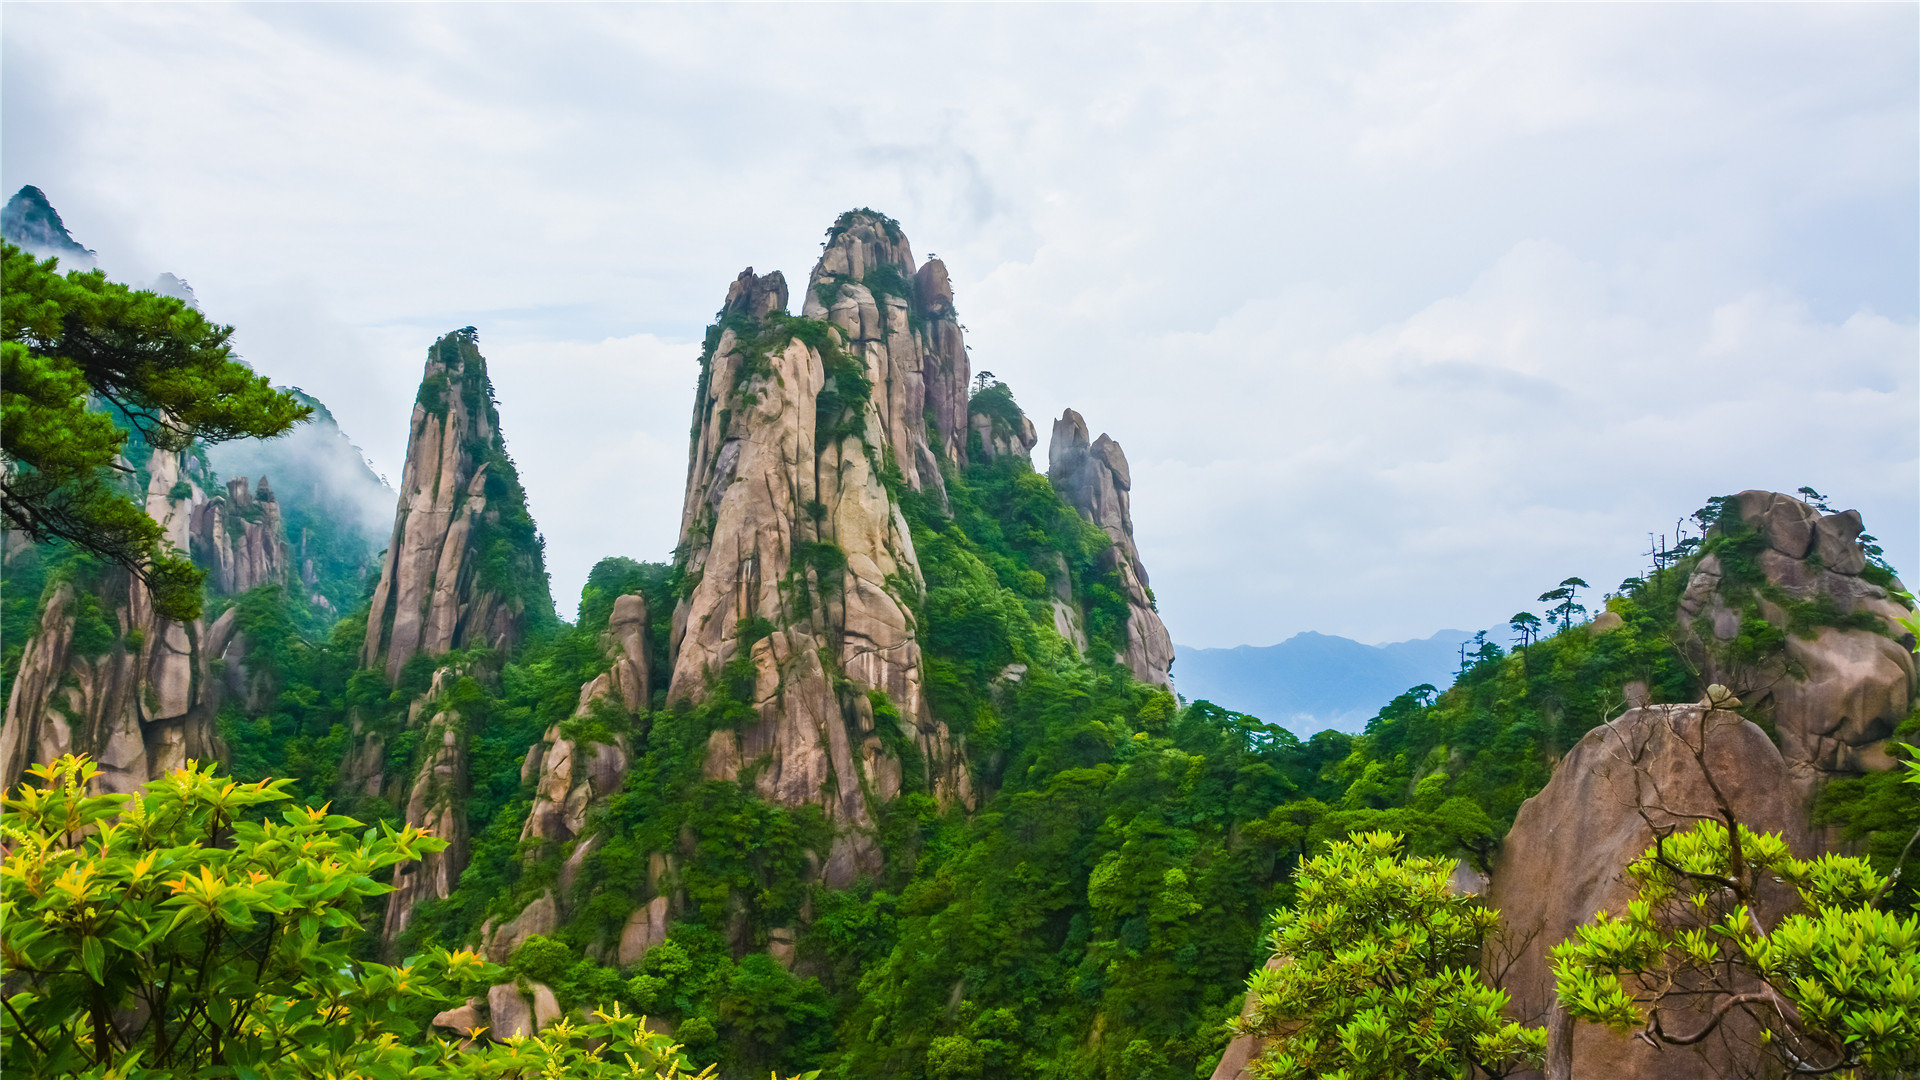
1048 408 1174 685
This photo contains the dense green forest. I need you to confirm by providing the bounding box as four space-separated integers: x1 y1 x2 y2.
63 365 1902 1079
4 244 1915 1079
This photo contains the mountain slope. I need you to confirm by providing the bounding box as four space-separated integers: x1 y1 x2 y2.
1176 628 1476 733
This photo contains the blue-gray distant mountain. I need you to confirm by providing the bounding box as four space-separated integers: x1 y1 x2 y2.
1176 629 1477 735
3 185 97 268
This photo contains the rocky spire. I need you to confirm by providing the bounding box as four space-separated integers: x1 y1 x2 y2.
190 476 291 595
671 241 971 885
1048 409 1174 685
362 328 552 682
800 209 974 508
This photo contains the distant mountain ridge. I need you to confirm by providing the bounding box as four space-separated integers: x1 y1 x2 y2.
2 185 97 268
1176 628 1477 734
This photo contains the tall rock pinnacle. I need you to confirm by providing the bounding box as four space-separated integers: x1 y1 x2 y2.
362 328 552 682
671 223 973 884
1048 409 1174 685
800 209 975 506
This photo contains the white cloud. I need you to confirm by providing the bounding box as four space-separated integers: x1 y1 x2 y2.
3 4 1911 635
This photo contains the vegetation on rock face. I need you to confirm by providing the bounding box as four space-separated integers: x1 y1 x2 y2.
1 243 308 621
4 203 1914 1080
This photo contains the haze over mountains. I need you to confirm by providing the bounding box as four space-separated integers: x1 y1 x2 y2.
1176 629 1477 734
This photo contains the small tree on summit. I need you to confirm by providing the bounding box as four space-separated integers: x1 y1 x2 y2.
1537 577 1589 630
1510 611 1542 649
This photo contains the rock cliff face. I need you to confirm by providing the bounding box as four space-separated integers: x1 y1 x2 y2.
1047 409 1174 685
671 220 976 885
1677 490 1914 784
1488 702 1815 1080
0 449 237 793
190 477 290 595
362 328 552 682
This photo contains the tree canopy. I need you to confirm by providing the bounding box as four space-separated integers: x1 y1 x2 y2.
1 243 307 620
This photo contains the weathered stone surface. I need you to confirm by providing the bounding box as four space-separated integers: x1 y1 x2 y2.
1734 489 1817 559
970 409 1038 463
2 450 228 794
671 255 972 861
1047 409 1174 685
362 329 547 683
1488 703 1815 1080
430 999 484 1034
1678 490 1914 784
189 477 290 595
617 895 673 966
487 983 535 1040
382 665 473 951
483 890 557 964
530 983 562 1030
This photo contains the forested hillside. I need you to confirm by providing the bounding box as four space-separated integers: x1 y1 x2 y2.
3 201 1914 1080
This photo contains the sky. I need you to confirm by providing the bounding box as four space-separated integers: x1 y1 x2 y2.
4 4 1915 649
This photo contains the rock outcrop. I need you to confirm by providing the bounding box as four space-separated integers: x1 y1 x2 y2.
800 209 974 493
1047 409 1174 684
190 477 290 595
362 328 552 683
1 449 235 793
381 663 475 951
968 388 1039 463
1677 490 1914 783
520 593 650 848
1487 701 1816 1080
672 222 975 886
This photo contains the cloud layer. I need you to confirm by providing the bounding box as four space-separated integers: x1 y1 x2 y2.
4 5 1912 645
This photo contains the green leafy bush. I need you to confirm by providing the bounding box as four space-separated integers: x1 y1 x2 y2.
1234 831 1545 1079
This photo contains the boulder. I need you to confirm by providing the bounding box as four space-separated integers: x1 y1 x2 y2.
1487 702 1814 1080
484 891 558 964
487 983 535 1040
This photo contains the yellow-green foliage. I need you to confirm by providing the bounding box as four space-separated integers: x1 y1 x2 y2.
1552 818 1920 1076
1235 831 1546 1080
0 755 719 1080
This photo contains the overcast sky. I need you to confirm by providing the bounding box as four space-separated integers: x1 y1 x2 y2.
5 4 1914 648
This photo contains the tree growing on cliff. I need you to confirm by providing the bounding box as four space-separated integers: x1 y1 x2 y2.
1 243 307 620
1551 817 1920 1076
1234 831 1546 1080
